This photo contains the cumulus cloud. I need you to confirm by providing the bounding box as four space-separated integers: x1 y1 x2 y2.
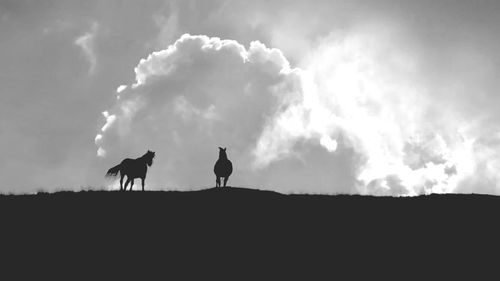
96 31 500 195
97 34 304 190
75 22 98 74
257 24 499 195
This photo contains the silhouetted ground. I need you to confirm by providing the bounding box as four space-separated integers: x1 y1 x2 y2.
1 187 498 277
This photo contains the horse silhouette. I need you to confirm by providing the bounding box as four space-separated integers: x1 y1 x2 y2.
214 147 233 188
105 150 155 191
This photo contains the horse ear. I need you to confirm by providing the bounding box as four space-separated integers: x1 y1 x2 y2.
218 147 222 150
224 147 227 151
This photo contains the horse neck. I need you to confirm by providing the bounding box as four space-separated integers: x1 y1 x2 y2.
138 154 150 163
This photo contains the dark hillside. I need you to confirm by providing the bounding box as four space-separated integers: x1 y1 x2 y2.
2 187 499 237
1 187 498 277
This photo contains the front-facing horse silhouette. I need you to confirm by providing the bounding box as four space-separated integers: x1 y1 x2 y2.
106 150 155 191
214 147 233 188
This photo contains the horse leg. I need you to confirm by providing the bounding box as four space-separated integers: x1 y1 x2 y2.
223 176 229 188
130 179 134 191
124 178 131 191
120 174 125 191
216 176 221 188
141 177 145 192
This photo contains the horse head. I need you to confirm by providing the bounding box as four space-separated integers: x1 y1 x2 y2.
146 150 155 167
218 147 227 159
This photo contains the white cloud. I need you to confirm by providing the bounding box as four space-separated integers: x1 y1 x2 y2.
116 85 127 94
100 111 116 132
256 24 499 195
96 31 500 195
95 134 103 143
97 147 106 158
75 22 98 74
320 136 338 152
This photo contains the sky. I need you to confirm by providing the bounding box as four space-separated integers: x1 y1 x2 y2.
1 0 499 195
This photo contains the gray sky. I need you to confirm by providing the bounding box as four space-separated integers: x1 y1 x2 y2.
1 0 499 195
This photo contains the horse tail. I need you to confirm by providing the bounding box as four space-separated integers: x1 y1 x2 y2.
105 164 122 178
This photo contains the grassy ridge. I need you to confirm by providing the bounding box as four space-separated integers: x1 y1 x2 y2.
1 187 497 276
2 187 498 237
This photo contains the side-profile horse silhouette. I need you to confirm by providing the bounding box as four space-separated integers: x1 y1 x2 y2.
106 150 155 191
214 147 233 188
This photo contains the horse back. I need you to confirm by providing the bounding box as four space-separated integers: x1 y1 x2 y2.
214 159 232 177
121 158 133 165
121 158 147 178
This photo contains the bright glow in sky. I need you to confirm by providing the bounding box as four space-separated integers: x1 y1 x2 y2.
1 0 499 194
